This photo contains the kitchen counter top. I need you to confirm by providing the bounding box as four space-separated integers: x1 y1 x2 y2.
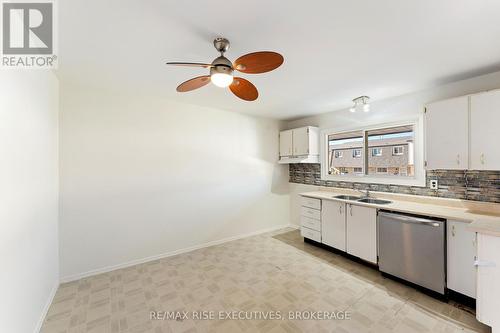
300 190 500 237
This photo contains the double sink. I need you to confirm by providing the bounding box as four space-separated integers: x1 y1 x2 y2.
333 195 392 205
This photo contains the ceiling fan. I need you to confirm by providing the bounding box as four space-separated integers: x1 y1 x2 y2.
166 37 284 101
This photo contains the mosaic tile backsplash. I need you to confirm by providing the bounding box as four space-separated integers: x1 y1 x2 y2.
289 164 500 203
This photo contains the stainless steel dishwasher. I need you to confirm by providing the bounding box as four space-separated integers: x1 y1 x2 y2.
378 211 446 294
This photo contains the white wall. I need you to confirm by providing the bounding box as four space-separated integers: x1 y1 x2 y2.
59 84 290 281
0 71 59 333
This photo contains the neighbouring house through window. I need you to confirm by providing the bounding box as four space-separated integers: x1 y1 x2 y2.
328 130 364 175
367 125 414 177
327 124 415 179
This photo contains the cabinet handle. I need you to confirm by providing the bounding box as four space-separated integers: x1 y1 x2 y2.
349 204 353 216
480 153 485 165
474 260 496 267
452 225 455 237
456 154 460 165
339 204 343 215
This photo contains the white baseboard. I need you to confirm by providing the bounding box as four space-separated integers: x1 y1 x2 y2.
34 280 59 333
60 224 296 283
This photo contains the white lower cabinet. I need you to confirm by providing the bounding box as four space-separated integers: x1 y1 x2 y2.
447 220 476 298
346 204 377 264
319 200 377 263
321 200 346 251
301 216 321 231
300 226 321 243
300 196 321 242
476 233 500 331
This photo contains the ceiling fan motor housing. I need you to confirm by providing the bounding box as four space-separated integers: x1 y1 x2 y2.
213 37 230 53
210 56 233 76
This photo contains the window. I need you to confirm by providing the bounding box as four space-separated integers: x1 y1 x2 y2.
328 131 364 175
324 123 417 182
393 146 404 155
368 125 414 177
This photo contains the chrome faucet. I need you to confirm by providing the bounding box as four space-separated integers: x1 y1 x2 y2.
356 189 370 198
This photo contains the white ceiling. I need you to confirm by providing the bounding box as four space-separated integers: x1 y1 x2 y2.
59 0 500 120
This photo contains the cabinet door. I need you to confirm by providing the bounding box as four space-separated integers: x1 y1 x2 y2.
471 90 500 170
476 233 500 328
292 127 309 156
279 130 293 157
321 201 346 251
425 96 469 169
447 220 476 298
346 204 377 263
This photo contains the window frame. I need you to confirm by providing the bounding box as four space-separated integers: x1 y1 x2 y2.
392 146 404 156
334 150 343 158
353 167 363 173
352 149 362 158
371 148 382 156
320 118 426 187
376 167 388 174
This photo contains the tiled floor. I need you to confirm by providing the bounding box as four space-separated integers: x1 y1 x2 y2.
41 228 491 333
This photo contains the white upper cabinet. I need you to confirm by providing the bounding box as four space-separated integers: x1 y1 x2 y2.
321 200 346 251
470 90 500 170
279 129 293 157
279 126 319 163
292 127 310 156
425 96 469 170
424 88 500 171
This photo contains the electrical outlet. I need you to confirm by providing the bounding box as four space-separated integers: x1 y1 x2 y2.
430 179 438 190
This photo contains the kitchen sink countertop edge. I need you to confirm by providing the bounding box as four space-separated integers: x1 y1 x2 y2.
300 190 500 237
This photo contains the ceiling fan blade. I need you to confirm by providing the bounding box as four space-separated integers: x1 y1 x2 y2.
233 51 284 74
176 75 211 92
229 77 258 101
167 62 213 68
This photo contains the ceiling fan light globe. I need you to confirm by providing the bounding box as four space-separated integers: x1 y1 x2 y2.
363 104 370 112
211 73 233 88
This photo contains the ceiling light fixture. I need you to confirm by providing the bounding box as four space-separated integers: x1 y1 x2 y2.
210 56 234 87
349 96 370 113
211 72 234 87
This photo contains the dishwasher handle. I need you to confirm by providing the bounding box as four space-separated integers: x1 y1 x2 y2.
379 212 442 227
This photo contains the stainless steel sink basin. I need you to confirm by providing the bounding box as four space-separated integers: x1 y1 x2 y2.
357 198 392 205
333 195 361 200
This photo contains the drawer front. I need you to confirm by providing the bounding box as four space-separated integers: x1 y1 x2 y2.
301 206 321 220
301 216 321 232
301 226 321 242
301 196 321 210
